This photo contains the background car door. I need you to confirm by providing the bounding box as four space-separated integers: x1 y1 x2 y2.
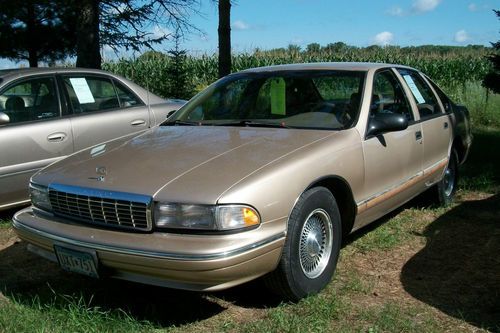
397 69 452 185
0 75 73 209
359 69 423 224
60 74 150 151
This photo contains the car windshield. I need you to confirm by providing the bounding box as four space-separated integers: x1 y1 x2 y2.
165 70 366 130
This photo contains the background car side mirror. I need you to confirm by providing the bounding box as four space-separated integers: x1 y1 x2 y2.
0 112 10 125
366 113 408 137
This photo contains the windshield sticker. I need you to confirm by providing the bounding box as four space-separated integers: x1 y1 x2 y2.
403 75 426 104
270 78 286 115
69 78 95 104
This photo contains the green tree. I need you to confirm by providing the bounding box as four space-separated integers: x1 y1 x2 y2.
76 0 200 69
166 27 194 99
483 10 500 94
0 0 76 67
306 43 321 54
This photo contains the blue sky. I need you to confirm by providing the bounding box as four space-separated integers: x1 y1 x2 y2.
181 0 499 53
1 0 499 68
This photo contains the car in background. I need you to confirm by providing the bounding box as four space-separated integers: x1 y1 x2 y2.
13 63 472 301
0 68 184 211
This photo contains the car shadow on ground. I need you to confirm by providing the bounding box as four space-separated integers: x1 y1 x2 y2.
401 193 500 332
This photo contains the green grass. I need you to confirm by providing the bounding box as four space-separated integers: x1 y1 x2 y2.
459 126 500 192
449 81 500 128
0 293 154 333
0 220 10 229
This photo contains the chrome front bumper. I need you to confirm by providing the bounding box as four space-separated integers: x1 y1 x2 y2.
13 207 286 291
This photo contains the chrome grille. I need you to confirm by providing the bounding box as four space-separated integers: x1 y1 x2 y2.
48 184 152 232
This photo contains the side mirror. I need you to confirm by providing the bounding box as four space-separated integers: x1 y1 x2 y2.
0 112 10 125
367 113 408 137
166 110 177 119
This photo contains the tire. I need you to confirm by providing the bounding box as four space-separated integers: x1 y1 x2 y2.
433 149 459 206
264 187 342 301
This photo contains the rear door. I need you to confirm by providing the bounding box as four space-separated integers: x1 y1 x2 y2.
396 69 452 185
60 74 150 151
0 75 73 209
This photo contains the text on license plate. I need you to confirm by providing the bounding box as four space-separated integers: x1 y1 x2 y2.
54 245 99 278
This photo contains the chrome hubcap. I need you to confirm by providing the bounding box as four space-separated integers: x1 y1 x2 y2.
443 161 455 197
299 209 333 279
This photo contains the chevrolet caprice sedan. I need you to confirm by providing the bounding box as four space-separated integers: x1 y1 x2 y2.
13 63 472 301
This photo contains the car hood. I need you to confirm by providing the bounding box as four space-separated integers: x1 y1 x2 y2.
34 126 336 203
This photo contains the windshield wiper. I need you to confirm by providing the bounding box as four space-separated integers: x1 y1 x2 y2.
161 119 203 126
216 120 291 128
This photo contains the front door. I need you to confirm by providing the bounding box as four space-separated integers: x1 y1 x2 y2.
359 69 423 225
0 75 73 209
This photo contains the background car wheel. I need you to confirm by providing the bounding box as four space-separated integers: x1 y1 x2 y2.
430 149 459 206
264 187 342 301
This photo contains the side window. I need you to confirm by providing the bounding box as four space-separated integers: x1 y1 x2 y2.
63 76 119 114
397 69 443 119
0 76 58 125
371 70 414 121
114 81 142 107
427 78 453 113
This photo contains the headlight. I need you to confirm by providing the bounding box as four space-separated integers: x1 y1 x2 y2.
30 183 52 211
154 203 260 231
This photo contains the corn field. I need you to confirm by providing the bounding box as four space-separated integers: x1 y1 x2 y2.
103 46 499 127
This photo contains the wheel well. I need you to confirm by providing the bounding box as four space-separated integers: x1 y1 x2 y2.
306 177 356 237
452 136 466 164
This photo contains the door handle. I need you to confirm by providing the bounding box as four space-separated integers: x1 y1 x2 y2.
47 132 67 142
415 131 422 141
130 119 146 126
444 122 449 129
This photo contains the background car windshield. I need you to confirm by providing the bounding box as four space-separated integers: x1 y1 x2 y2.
173 71 366 129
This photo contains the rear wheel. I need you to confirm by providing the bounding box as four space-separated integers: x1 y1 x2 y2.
264 187 342 301
430 149 458 206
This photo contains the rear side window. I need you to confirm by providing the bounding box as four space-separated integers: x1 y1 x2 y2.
426 78 453 113
0 76 59 125
62 76 141 114
114 81 142 107
397 69 443 119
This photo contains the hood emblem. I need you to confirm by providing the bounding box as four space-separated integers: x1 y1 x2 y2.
88 166 107 182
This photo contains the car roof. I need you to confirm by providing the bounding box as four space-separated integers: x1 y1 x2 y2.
237 62 415 73
0 67 118 82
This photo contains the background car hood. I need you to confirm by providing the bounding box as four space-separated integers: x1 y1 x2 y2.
34 126 336 203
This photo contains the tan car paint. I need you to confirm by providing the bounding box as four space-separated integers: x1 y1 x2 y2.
12 63 469 292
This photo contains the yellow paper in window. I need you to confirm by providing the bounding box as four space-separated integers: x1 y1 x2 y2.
270 78 286 115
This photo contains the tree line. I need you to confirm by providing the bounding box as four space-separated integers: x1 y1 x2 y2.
0 0 233 78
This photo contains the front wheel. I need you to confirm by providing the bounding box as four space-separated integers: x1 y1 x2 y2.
264 187 342 301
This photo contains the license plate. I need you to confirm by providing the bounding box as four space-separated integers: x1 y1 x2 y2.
54 245 99 278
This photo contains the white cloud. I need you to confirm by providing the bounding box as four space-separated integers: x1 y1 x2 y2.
232 20 250 31
374 31 394 46
411 0 442 13
468 3 477 11
373 31 394 46
454 29 469 43
151 25 172 39
387 6 405 16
